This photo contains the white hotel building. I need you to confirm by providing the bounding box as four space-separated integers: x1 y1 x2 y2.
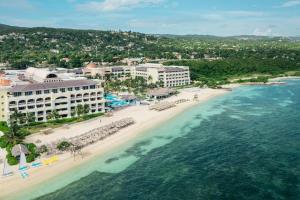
0 67 105 123
134 63 191 87
82 62 191 88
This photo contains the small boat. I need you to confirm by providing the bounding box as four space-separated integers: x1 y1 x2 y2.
2 158 13 177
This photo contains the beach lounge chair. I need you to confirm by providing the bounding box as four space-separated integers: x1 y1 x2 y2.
20 171 29 179
31 162 42 168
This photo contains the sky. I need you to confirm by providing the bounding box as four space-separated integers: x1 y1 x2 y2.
0 0 299 36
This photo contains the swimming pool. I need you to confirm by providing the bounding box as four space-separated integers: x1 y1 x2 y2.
105 94 130 108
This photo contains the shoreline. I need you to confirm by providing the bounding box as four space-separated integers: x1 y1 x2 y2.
0 88 231 199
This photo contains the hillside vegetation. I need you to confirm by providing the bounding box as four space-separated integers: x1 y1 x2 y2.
0 24 300 84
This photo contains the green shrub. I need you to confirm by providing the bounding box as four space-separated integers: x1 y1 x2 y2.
292 71 300 76
0 136 9 148
6 143 13 153
26 143 37 153
0 121 9 133
25 143 40 161
26 153 36 163
6 153 18 165
57 141 72 151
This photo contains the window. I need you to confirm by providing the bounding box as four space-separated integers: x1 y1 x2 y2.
60 88 66 93
13 92 22 97
25 91 33 96
75 87 80 91
90 85 96 89
83 86 89 90
36 90 42 95
44 90 50 94
52 89 58 93
68 87 73 91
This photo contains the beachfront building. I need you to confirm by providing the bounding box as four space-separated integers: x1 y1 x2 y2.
82 62 191 88
82 62 133 79
147 88 177 100
133 63 191 87
0 67 105 123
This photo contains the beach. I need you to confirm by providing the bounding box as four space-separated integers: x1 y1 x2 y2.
0 88 230 199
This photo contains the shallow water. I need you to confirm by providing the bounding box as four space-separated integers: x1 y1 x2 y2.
11 80 300 200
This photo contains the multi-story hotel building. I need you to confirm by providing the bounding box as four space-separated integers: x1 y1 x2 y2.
82 62 191 88
0 67 105 123
82 62 133 79
134 63 191 87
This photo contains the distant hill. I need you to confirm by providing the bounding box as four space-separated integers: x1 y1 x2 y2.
0 23 299 69
0 23 26 32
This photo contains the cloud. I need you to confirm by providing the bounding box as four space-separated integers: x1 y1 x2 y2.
77 0 164 12
225 10 265 17
281 0 300 7
253 28 274 36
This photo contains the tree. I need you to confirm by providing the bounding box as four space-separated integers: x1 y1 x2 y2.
52 110 60 119
48 110 60 120
10 111 23 124
6 122 20 145
76 105 84 117
70 57 82 68
26 113 36 124
83 104 90 115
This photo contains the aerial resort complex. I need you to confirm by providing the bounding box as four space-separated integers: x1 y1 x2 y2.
1 2 300 198
0 60 194 188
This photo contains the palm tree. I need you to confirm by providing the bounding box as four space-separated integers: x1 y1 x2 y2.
26 113 36 123
6 122 20 145
83 104 90 115
76 105 84 117
25 112 36 129
10 111 21 124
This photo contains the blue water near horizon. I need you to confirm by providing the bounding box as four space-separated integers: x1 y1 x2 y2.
10 80 300 200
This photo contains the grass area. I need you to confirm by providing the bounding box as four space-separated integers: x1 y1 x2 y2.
26 113 104 134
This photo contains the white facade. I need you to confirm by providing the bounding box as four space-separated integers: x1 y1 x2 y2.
7 80 104 122
0 67 105 123
134 63 191 87
82 63 133 79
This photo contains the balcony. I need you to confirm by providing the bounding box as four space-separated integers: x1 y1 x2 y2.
9 102 17 107
37 112 44 116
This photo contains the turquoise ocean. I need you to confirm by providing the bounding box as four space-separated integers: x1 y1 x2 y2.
10 79 300 200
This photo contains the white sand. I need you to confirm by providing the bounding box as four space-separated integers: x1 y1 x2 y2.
0 88 230 199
